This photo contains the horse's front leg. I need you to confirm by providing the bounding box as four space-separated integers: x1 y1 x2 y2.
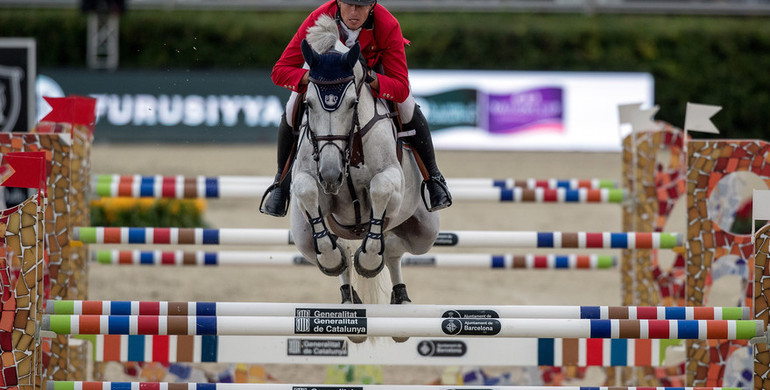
291 172 348 278
354 167 403 278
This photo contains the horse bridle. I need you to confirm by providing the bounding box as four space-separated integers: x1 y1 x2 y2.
304 74 359 172
303 69 397 235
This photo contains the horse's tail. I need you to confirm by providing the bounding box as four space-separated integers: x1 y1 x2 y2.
306 14 340 54
352 270 391 305
338 240 390 304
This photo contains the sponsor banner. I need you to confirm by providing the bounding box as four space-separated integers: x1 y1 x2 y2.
295 308 366 318
401 255 436 266
433 232 458 246
37 68 652 150
441 318 501 336
292 255 313 265
294 317 368 335
441 310 500 319
417 339 468 357
1 38 36 133
410 70 653 151
286 338 348 357
38 68 287 143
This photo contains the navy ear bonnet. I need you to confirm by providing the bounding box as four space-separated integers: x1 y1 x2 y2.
302 40 360 112
309 52 354 111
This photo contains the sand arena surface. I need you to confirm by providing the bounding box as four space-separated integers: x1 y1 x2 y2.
88 145 731 384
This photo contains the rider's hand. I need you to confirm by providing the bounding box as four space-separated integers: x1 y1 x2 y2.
365 68 379 92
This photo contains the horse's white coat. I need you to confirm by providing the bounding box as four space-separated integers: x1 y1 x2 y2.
289 15 439 304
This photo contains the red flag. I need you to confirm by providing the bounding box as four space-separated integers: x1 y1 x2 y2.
1 152 47 191
41 96 97 128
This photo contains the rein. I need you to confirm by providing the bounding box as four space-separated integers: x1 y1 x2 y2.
304 70 397 235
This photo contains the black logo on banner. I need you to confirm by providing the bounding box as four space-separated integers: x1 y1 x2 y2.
292 256 313 265
294 317 367 335
287 338 348 357
433 232 458 246
0 40 34 134
401 256 436 266
417 340 468 357
0 65 23 133
441 318 501 336
295 308 366 318
442 310 500 319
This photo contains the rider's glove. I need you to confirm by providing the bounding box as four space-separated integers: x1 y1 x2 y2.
364 68 377 84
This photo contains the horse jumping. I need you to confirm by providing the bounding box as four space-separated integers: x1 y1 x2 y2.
289 15 439 306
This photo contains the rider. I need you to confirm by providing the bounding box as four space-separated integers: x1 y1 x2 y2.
261 0 452 217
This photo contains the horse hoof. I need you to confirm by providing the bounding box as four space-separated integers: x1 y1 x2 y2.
348 335 367 344
353 247 384 278
340 284 362 304
390 283 412 304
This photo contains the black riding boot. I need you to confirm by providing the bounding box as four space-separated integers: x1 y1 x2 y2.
403 106 452 212
259 114 294 217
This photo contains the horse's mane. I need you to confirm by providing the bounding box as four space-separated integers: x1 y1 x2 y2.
306 14 345 54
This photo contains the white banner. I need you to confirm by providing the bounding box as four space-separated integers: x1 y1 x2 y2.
409 70 654 152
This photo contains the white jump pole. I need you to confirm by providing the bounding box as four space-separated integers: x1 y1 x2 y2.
43 315 764 340
47 300 751 321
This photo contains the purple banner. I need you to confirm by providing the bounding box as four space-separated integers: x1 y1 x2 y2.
480 87 564 134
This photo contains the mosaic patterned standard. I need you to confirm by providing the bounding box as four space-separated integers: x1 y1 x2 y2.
686 139 770 387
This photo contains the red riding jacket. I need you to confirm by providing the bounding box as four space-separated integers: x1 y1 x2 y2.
271 0 411 103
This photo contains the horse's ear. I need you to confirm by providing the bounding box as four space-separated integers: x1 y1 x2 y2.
301 39 319 68
346 43 361 70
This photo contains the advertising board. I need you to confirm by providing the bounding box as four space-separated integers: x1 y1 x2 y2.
38 68 652 151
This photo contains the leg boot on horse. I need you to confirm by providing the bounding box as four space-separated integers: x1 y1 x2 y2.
404 106 453 212
260 114 295 217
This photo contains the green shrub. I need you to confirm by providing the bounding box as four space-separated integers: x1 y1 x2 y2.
90 198 207 227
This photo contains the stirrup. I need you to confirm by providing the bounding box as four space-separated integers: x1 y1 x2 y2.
259 181 290 217
421 175 453 212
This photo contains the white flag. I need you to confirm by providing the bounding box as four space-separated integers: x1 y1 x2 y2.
618 103 660 132
684 102 722 134
754 189 770 221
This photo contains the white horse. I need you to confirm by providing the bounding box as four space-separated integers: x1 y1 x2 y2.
290 14 439 306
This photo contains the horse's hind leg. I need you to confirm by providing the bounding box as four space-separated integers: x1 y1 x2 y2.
384 211 440 306
384 252 410 304
339 274 361 304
